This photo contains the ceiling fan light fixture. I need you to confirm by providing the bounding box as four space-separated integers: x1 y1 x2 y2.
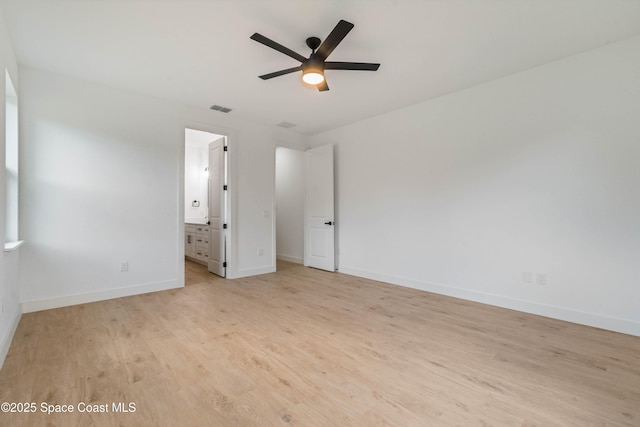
302 58 325 85
302 70 324 85
250 19 379 92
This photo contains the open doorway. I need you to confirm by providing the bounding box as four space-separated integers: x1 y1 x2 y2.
275 145 337 272
184 128 228 278
275 147 305 270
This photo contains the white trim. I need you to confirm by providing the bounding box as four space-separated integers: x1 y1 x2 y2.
0 304 22 370
339 266 640 337
277 254 303 264
227 266 275 279
21 280 182 313
3 240 24 252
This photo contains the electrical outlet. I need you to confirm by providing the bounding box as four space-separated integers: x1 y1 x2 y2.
257 248 264 256
522 272 532 284
536 273 547 286
120 261 129 272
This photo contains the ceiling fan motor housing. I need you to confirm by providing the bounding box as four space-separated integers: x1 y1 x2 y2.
303 54 325 75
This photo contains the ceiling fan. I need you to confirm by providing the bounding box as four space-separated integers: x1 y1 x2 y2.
250 19 380 91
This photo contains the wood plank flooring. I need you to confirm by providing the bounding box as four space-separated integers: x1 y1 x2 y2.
0 260 638 426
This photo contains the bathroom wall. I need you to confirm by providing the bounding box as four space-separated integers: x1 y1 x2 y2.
184 130 211 221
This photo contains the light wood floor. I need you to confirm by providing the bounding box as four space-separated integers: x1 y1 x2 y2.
0 260 638 426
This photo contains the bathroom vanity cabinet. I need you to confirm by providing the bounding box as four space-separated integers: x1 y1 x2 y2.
185 223 209 264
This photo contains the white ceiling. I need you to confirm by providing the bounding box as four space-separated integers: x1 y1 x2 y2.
2 0 640 135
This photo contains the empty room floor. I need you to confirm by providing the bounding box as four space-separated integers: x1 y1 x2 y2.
0 260 638 426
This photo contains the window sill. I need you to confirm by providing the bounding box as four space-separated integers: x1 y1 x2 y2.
4 240 24 252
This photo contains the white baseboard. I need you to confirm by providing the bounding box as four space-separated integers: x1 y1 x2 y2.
228 265 276 279
0 304 22 370
21 280 183 313
339 266 640 337
276 254 303 264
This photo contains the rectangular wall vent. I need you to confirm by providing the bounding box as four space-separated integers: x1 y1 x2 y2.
210 104 232 113
277 122 296 128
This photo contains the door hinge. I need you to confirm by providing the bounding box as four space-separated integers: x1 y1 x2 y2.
223 146 228 152
223 224 227 229
223 185 228 191
223 262 227 268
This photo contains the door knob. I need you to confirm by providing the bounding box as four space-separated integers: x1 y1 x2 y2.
324 221 334 225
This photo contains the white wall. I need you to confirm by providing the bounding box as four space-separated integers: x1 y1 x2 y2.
310 35 640 336
0 5 21 368
19 67 185 309
19 66 306 312
275 147 304 264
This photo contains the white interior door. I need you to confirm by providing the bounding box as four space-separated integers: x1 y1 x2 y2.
304 144 335 271
208 137 226 277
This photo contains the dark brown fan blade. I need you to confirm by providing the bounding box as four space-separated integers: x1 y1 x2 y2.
324 62 380 71
316 20 354 60
250 33 307 63
258 66 303 80
317 80 329 91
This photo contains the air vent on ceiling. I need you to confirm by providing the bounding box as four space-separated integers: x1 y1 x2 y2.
277 122 296 128
210 104 232 113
